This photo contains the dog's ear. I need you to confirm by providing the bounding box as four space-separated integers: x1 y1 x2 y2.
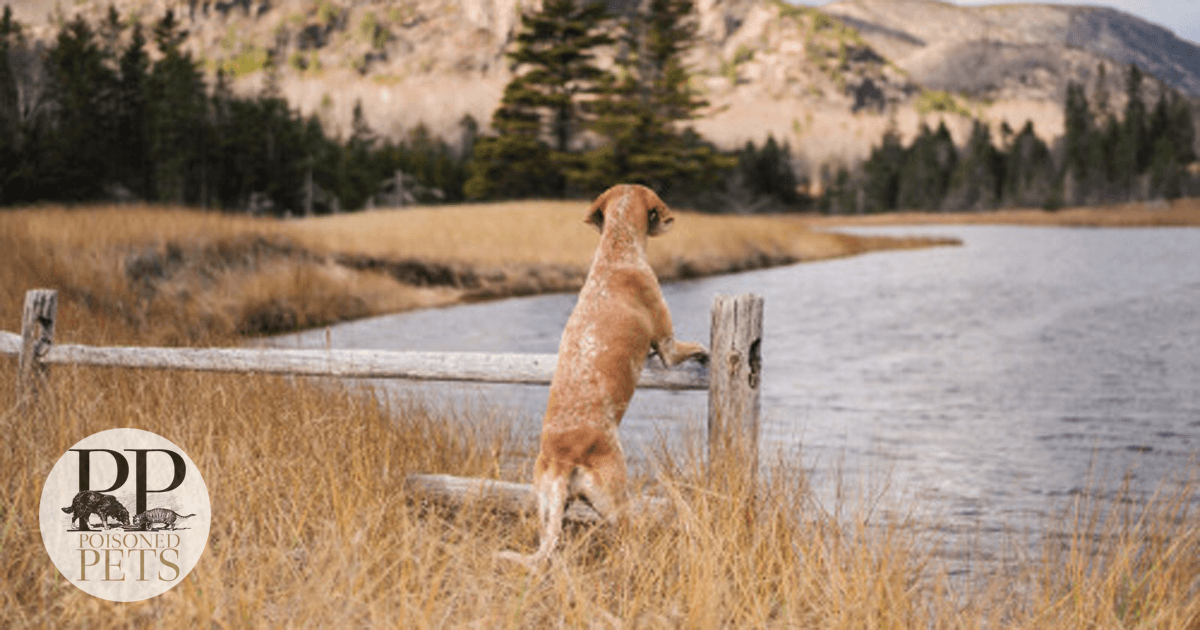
647 203 674 236
585 191 609 232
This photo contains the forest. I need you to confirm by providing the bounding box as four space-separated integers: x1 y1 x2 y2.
0 2 1195 215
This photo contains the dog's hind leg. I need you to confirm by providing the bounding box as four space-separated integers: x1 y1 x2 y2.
499 468 569 569
576 451 628 526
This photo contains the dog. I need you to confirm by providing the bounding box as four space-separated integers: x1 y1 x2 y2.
62 491 130 530
499 184 708 568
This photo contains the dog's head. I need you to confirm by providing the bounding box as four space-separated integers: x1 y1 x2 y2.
586 184 674 237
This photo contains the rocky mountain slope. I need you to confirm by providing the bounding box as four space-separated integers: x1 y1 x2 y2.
823 0 1200 99
10 0 1198 184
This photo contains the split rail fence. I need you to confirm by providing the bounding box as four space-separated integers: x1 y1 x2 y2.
3 288 762 523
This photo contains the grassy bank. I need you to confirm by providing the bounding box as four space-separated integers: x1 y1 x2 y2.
0 363 1195 627
0 202 955 345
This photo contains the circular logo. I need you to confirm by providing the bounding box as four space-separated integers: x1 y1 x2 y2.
39 428 211 602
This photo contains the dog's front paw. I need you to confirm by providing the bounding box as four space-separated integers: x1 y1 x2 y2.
690 345 710 365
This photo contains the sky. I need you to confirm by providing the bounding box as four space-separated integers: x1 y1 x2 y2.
802 1 1200 45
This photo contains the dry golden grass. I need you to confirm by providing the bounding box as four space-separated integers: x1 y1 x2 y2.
807 197 1200 228
1 200 1197 627
283 200 952 271
0 205 456 345
1 362 1195 628
0 202 955 345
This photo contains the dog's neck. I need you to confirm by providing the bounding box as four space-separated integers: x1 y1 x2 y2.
592 190 649 268
594 221 648 268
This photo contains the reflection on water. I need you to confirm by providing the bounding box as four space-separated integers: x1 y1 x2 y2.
274 226 1200 547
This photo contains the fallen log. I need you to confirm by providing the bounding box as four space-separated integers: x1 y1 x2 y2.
403 473 669 524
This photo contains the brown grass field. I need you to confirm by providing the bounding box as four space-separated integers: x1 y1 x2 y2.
1 200 1198 627
0 201 955 345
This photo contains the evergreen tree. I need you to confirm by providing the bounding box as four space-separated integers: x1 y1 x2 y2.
510 0 612 154
0 5 20 202
44 14 118 200
574 0 732 199
896 122 956 211
817 164 856 214
1112 64 1148 193
338 100 382 210
1146 92 1196 199
147 9 208 203
465 80 557 199
942 120 1002 211
116 21 150 198
1001 121 1054 207
736 134 800 208
859 128 904 212
466 0 612 199
1061 81 1092 203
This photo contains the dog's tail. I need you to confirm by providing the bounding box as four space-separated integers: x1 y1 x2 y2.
498 472 570 570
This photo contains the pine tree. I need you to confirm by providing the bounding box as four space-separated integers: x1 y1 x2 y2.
1060 81 1107 205
860 128 904 212
896 122 956 211
1146 92 1196 200
1001 121 1054 207
44 14 118 200
942 120 1002 211
338 100 382 210
1112 64 1148 195
147 9 208 203
466 0 612 199
0 5 20 202
465 80 558 199
575 0 733 199
510 0 612 153
116 21 150 198
737 135 799 207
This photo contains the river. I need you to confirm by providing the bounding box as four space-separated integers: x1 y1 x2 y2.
273 225 1200 551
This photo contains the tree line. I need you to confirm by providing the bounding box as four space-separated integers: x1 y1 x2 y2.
3 1 1194 215
0 2 796 214
0 5 468 214
827 64 1197 214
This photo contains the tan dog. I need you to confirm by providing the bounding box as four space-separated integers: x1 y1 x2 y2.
500 184 708 568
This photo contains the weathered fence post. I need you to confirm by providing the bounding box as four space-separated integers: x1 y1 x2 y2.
707 294 763 484
18 289 57 408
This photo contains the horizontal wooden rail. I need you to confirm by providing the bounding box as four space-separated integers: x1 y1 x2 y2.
0 330 707 390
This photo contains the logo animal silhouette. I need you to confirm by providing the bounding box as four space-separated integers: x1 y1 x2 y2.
62 491 130 530
127 508 196 531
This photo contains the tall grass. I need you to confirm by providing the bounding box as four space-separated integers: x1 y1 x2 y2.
2 202 1196 626
1 363 1195 627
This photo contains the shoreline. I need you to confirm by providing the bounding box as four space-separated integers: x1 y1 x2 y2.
4 197 1198 346
801 197 1200 228
0 203 958 345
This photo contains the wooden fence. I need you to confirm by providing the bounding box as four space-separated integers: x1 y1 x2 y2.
3 288 763 522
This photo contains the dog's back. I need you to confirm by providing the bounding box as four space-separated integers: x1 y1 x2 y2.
500 184 706 568
539 185 669 474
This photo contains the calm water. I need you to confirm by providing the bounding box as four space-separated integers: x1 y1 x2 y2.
274 225 1200 543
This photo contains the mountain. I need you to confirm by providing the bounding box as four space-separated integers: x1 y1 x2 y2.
9 0 1197 185
822 0 1200 100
